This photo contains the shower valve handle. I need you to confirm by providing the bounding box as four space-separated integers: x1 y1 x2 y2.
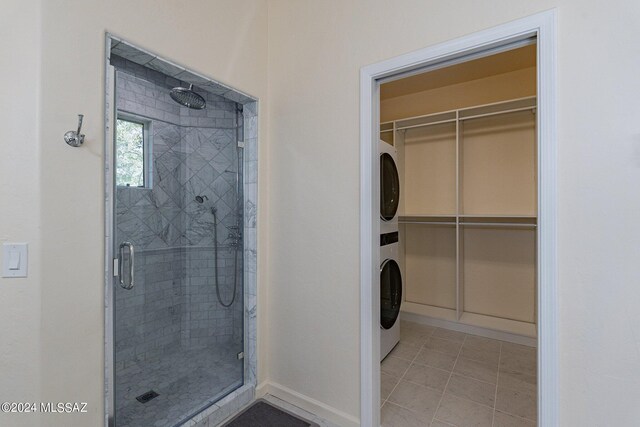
64 114 85 147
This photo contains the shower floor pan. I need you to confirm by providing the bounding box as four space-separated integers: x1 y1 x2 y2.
115 343 242 427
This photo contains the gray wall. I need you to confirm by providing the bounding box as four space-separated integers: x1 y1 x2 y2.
113 56 244 370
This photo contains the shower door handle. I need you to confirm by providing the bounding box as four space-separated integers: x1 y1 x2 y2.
118 242 134 290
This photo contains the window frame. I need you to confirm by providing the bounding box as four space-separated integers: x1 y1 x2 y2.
115 113 153 189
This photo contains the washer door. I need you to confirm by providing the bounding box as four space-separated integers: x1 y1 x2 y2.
380 259 402 330
380 153 400 221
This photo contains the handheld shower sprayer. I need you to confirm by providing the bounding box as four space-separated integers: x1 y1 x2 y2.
194 194 236 307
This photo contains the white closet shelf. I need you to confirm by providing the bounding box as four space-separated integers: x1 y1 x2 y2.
384 96 536 132
460 216 536 229
399 214 537 227
400 214 456 218
459 214 537 218
392 94 538 340
399 215 457 225
461 222 536 229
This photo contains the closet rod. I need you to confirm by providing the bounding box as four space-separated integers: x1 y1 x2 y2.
399 221 457 225
395 118 457 131
461 222 536 228
459 106 536 122
393 106 536 132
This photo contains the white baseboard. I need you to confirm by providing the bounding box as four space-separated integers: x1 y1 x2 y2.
401 311 537 347
255 380 269 398
260 381 359 427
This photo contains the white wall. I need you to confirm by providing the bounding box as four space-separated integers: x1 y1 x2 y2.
0 1 42 425
0 1 269 426
3 1 640 426
267 0 640 425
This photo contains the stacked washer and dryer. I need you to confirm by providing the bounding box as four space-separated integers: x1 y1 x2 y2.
379 139 402 361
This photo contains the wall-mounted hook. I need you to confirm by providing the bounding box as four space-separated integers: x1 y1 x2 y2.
64 114 85 147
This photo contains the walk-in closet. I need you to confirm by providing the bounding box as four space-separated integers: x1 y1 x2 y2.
382 44 538 339
379 44 538 426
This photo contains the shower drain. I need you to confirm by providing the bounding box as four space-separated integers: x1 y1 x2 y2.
136 390 159 404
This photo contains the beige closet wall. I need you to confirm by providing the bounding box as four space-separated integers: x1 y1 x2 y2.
381 67 536 122
461 111 537 215
402 123 457 215
268 0 640 425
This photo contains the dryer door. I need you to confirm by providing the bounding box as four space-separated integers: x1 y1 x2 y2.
380 259 402 330
380 153 400 221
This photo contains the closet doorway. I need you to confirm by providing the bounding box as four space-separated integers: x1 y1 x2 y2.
359 11 557 427
384 45 538 341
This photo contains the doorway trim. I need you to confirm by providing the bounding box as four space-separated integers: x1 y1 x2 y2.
359 10 557 426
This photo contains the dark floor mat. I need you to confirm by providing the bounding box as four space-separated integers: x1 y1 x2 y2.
223 399 318 427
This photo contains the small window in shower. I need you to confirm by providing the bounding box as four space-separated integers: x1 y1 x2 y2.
116 115 151 188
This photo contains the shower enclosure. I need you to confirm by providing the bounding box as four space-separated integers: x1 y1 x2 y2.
107 45 252 427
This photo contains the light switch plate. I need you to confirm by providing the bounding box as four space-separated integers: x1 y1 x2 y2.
2 243 28 278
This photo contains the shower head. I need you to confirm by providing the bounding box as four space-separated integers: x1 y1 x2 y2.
170 84 206 110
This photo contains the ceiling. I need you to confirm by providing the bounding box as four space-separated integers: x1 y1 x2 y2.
380 44 536 100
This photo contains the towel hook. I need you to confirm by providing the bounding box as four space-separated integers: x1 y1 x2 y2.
64 114 85 147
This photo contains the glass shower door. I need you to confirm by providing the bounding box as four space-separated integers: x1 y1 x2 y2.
112 60 244 427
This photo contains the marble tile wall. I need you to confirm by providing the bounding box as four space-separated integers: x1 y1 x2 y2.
187 99 258 427
110 37 255 105
183 246 243 350
108 39 258 427
113 56 244 368
242 100 258 388
113 56 241 253
114 249 185 369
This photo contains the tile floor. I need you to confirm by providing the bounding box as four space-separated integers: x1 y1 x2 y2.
116 343 243 427
381 321 536 427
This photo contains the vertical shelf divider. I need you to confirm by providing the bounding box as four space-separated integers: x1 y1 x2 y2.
396 127 406 305
533 109 539 328
392 120 396 146
455 110 463 321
